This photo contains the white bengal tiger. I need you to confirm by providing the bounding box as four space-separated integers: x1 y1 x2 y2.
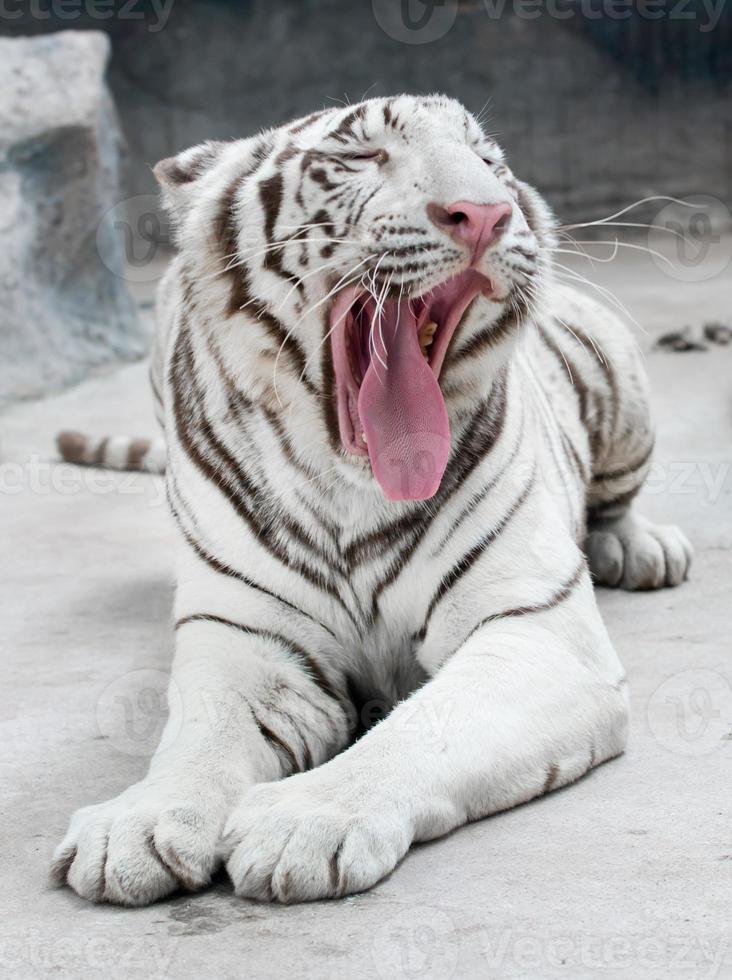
53 94 692 906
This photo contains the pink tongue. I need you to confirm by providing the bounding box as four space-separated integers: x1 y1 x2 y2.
357 301 451 501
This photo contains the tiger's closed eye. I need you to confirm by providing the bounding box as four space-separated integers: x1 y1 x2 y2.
343 149 389 164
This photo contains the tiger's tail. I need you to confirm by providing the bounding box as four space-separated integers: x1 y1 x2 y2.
56 431 167 474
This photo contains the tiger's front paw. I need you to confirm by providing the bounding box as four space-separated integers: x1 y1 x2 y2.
586 512 692 590
223 774 411 903
51 780 227 906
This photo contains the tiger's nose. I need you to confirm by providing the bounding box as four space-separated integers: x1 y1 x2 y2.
427 201 512 262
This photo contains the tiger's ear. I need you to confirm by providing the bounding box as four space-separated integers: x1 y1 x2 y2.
153 140 228 211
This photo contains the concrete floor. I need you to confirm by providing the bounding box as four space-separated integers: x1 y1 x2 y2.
1 243 731 979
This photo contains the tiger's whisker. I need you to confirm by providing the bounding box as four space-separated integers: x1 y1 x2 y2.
371 257 391 377
190 238 359 288
554 240 674 269
550 261 645 335
559 220 691 246
557 194 697 229
273 256 344 313
273 255 379 410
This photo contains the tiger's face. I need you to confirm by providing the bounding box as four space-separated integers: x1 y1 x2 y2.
156 95 555 502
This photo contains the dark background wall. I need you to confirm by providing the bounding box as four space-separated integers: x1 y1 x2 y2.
2 0 731 225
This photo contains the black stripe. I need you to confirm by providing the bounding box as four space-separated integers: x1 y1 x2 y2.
592 441 654 484
92 437 109 466
320 308 342 454
309 208 337 259
561 429 590 486
211 152 316 396
229 263 317 398
169 326 354 618
538 323 593 434
542 321 652 505
294 491 343 551
367 375 510 621
460 559 586 648
343 510 422 568
175 614 340 704
515 183 541 236
564 320 621 441
174 318 365 628
536 324 596 487
259 170 302 287
433 372 510 502
328 104 367 144
543 764 560 794
351 186 380 227
416 469 536 641
250 708 301 774
214 139 273 316
310 166 339 192
290 109 329 135
449 294 526 363
173 142 226 184
257 701 314 771
588 487 642 519
206 332 325 491
168 488 337 640
436 418 525 552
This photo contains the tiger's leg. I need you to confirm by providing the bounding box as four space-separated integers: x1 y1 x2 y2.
52 612 350 906
582 337 692 590
224 567 628 903
587 509 693 591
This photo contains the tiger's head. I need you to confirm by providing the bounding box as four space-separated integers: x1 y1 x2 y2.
156 95 555 502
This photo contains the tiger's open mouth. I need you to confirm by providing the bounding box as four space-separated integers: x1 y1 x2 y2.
331 270 494 502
